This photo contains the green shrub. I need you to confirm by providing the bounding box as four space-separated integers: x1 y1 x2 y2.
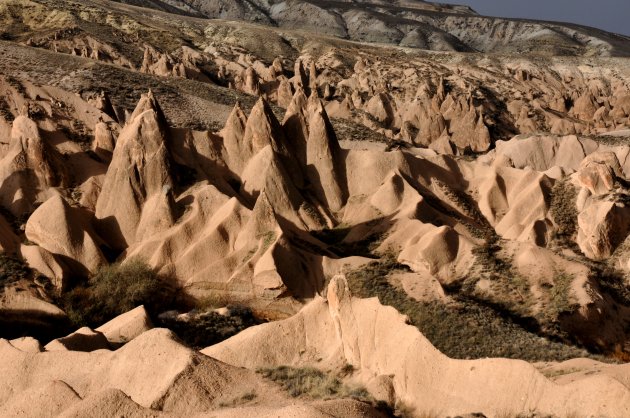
61 260 262 347
61 260 171 328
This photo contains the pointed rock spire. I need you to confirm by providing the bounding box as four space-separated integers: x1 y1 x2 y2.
323 83 333 100
128 89 164 123
222 101 249 174
276 77 294 108
366 93 394 126
307 89 325 116
95 91 174 251
308 61 318 93
306 98 347 212
272 57 284 76
243 97 287 157
90 91 118 123
242 67 261 96
282 87 310 166
241 147 323 231
243 97 305 187
293 59 308 91
415 112 446 147
0 115 68 216
93 121 116 159
285 85 308 121
436 76 446 103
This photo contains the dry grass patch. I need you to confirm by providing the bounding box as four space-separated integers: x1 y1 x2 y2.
257 366 370 401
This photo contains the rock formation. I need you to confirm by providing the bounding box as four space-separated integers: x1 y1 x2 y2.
1 1 630 415
95 91 175 251
204 276 630 417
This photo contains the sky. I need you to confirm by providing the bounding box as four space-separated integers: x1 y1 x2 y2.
453 0 630 36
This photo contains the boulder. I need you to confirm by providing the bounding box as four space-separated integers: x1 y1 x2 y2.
45 327 110 352
96 306 153 345
576 151 623 195
25 195 107 276
577 199 630 259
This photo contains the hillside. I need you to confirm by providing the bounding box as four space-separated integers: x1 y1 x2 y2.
113 0 630 56
1 0 630 417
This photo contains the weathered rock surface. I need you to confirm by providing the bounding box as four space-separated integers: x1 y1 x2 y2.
25 195 107 277
204 276 630 418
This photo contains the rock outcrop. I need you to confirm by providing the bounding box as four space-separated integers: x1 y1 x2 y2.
306 99 347 212
204 276 630 418
25 195 107 277
96 305 153 346
0 115 68 217
0 327 383 417
95 91 175 251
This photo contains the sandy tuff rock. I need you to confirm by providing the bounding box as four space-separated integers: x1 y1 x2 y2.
306 100 347 212
25 195 107 277
276 77 294 108
0 278 69 342
242 98 302 182
19 244 69 291
0 328 384 417
204 276 630 418
96 305 153 345
8 337 42 353
140 46 186 79
44 327 110 352
577 199 630 260
282 87 309 166
221 102 249 174
0 329 261 411
2 2 630 416
0 380 82 418
0 115 68 217
92 121 116 159
577 151 624 195
95 91 175 251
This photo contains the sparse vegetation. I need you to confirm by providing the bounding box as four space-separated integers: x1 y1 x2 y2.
61 260 262 347
540 367 581 379
257 366 370 401
0 97 14 122
592 263 630 306
312 221 386 258
547 273 577 317
0 253 32 288
433 179 493 239
346 255 593 361
331 116 389 143
471 239 534 318
157 305 261 349
549 179 578 244
259 231 277 252
219 390 257 407
60 260 172 328
393 402 419 418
